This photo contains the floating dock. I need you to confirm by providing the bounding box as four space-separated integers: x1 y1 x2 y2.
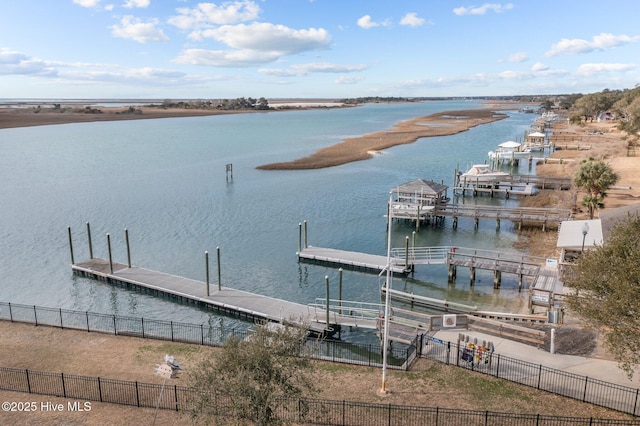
71 257 375 335
297 246 407 274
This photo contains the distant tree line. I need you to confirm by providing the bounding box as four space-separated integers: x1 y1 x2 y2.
158 97 270 111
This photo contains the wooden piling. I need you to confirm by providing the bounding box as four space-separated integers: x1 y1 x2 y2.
68 227 74 265
106 233 113 274
125 228 131 268
86 222 93 259
217 247 221 291
205 251 210 297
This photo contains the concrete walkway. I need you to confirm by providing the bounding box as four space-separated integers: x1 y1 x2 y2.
433 328 640 389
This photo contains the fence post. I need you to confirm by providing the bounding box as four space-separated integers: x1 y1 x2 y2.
388 403 391 426
446 341 450 365
98 377 103 402
174 384 179 411
141 317 145 339
113 315 117 335
135 381 140 407
537 364 542 389
583 376 589 402
86 311 90 332
634 388 639 416
33 305 38 326
170 321 174 342
26 369 31 393
61 372 67 397
201 324 204 345
496 354 500 378
59 308 64 329
9 302 13 322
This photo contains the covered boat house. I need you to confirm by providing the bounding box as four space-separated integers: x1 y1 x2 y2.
389 179 449 227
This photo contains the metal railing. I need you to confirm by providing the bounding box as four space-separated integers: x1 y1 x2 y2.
1 366 638 425
0 301 408 370
418 336 640 417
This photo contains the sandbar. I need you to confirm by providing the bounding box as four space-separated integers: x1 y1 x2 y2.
256 108 507 170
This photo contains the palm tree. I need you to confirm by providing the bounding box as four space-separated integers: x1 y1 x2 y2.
573 158 619 219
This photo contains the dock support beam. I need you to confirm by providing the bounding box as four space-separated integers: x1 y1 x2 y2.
469 267 476 286
325 275 330 332
205 251 210 296
448 264 457 281
106 233 113 274
125 228 131 268
217 247 221 291
86 222 93 259
68 227 74 265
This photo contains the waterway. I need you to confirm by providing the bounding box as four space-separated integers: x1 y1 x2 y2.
0 101 540 341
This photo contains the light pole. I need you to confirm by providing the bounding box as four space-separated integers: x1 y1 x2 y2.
379 192 394 395
581 222 590 252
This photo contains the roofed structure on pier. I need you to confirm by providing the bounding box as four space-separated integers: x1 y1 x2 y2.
391 179 449 208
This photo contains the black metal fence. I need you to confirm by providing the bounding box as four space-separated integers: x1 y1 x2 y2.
0 302 410 370
419 336 640 418
1 366 639 425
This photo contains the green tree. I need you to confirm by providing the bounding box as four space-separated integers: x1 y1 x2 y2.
573 158 619 219
564 214 640 378
189 322 316 426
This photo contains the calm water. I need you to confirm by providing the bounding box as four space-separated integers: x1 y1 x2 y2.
0 101 539 338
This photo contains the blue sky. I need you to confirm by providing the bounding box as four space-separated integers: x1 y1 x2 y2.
1 1 638 99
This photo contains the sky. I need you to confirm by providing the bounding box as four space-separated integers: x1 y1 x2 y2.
1 1 639 100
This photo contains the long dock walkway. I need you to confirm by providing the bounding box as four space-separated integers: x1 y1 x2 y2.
72 258 377 334
432 204 572 230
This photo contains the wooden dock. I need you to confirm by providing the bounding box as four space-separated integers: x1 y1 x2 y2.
454 174 573 197
432 204 572 231
72 257 364 335
297 246 407 274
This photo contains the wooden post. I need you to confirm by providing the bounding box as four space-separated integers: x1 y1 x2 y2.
216 247 221 291
474 217 479 230
448 264 457 281
469 267 475 286
493 270 501 288
298 223 302 253
205 251 210 296
304 220 308 249
404 236 409 272
68 227 74 265
412 231 416 272
325 275 330 331
125 228 131 268
416 205 420 232
496 218 500 231
86 222 93 259
106 233 113 274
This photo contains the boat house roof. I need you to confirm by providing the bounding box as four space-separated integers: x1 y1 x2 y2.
392 179 448 196
498 140 522 148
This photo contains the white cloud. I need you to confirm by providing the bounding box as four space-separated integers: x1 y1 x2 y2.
357 15 378 29
197 23 331 54
123 0 150 8
110 16 169 43
505 52 528 63
73 0 102 7
453 3 514 16
0 49 53 76
531 62 549 72
168 1 261 29
259 62 368 77
400 12 425 27
577 63 636 76
174 48 282 67
335 75 363 84
545 33 640 57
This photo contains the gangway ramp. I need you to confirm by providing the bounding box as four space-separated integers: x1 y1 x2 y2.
298 246 407 274
390 246 450 266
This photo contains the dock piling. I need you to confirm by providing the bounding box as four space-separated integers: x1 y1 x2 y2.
125 228 131 268
106 233 113 274
304 220 308 249
338 268 343 316
217 247 221 291
325 275 330 331
68 227 74 265
86 222 93 259
205 251 210 297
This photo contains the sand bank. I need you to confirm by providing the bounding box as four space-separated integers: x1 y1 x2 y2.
256 109 507 170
